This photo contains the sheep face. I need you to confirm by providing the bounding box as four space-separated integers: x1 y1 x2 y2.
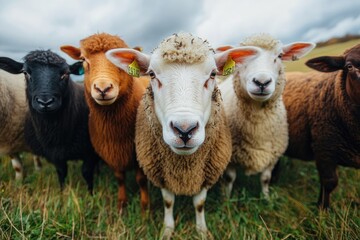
306 44 360 105
61 33 132 106
147 50 217 155
241 47 284 102
24 62 69 113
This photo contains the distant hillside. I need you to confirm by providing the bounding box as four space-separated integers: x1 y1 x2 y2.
316 34 360 47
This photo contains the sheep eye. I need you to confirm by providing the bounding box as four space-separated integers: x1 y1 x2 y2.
346 64 354 71
61 73 69 80
210 70 216 79
22 71 31 80
149 70 156 79
278 53 283 59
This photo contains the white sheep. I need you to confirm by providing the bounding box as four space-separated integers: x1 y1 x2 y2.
106 32 261 239
0 70 41 180
218 34 315 197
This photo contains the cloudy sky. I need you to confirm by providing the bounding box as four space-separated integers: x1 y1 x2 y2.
1 0 360 63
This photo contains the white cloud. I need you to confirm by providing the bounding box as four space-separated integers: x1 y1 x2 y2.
196 0 360 47
0 0 359 63
304 14 360 42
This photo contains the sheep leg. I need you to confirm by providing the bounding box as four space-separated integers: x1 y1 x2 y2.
260 164 275 199
223 166 236 197
161 188 175 239
316 160 338 209
81 156 97 195
193 188 212 239
33 155 42 171
55 160 68 191
135 167 150 214
115 171 128 213
10 153 24 180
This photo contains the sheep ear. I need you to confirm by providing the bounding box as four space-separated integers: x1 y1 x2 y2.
215 46 233 53
214 46 260 75
69 61 84 75
306 56 345 72
282 42 316 61
105 48 150 76
60 45 82 60
0 57 24 74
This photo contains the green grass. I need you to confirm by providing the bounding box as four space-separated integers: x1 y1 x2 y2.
1 154 359 239
285 39 360 72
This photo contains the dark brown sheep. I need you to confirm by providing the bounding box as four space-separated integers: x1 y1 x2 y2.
283 44 360 209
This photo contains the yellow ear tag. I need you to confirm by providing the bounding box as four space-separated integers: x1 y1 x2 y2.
223 57 235 76
128 59 140 77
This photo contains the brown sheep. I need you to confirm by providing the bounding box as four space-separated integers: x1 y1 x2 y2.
284 44 360 209
60 33 150 212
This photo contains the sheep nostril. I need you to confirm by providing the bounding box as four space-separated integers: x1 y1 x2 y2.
171 121 199 144
264 79 272 86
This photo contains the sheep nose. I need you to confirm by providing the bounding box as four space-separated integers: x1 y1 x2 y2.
35 96 55 107
252 78 272 91
170 121 199 144
94 83 113 98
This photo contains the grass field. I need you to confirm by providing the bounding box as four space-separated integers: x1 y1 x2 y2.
1 40 360 240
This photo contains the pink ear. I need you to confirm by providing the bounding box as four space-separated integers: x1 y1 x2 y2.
282 42 316 61
105 48 150 75
216 46 233 53
215 46 260 75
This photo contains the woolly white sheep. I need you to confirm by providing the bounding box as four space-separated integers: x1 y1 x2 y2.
218 34 315 197
106 32 261 239
0 69 41 180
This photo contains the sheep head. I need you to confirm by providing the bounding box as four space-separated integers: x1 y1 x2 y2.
306 43 360 105
0 50 83 114
106 32 260 155
218 33 315 102
61 33 132 106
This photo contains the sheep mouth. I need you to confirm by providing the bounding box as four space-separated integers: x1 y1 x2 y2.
174 146 194 150
96 98 115 101
251 92 270 96
94 97 116 105
34 107 59 114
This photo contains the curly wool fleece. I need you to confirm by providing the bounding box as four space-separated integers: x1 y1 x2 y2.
156 32 214 64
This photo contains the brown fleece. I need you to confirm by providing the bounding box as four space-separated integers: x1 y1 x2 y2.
135 86 232 196
284 45 360 207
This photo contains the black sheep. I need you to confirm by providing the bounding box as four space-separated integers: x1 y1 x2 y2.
0 50 100 193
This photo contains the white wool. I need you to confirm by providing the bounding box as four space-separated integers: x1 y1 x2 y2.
240 33 282 53
0 70 36 179
156 32 214 64
220 34 289 175
0 70 28 154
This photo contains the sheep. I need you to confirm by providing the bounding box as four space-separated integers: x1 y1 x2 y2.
218 34 315 198
283 44 360 209
105 32 262 239
0 50 100 193
0 69 41 180
60 33 150 212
